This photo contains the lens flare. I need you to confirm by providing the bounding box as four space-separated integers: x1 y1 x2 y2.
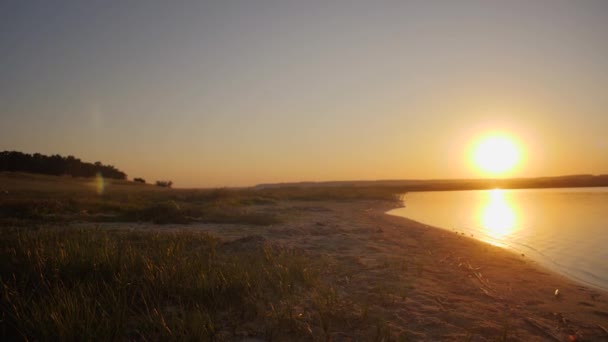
95 172 105 195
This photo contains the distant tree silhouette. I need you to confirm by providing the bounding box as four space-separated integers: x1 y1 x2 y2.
0 151 127 179
155 180 173 188
134 177 146 184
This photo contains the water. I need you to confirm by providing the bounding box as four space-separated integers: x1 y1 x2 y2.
388 187 608 290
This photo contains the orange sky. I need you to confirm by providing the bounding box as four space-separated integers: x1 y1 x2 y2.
1 1 607 187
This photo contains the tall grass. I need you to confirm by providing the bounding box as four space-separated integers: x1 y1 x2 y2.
0 227 318 340
0 175 401 226
0 174 407 339
0 196 282 226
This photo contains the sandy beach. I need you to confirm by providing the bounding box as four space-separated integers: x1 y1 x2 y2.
95 199 608 341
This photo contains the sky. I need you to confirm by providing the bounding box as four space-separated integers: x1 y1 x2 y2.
1 0 607 187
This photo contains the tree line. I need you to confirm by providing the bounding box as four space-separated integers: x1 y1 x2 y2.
0 151 127 179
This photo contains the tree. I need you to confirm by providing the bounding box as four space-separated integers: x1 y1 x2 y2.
0 151 128 179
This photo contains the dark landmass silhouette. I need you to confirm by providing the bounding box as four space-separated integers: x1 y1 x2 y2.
0 151 127 180
256 174 608 191
3 150 607 191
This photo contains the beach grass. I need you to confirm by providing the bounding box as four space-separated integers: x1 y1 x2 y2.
0 172 400 226
0 227 324 340
0 172 410 340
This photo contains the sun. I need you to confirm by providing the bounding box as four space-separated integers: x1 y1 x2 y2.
472 135 521 176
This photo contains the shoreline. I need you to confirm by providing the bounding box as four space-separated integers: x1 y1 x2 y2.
86 199 608 340
372 199 608 340
386 195 608 293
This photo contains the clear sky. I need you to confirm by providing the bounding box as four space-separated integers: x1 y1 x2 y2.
1 1 607 187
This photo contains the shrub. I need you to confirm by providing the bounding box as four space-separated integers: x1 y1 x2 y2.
155 180 173 188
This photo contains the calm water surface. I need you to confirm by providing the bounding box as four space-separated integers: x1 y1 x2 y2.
388 187 608 290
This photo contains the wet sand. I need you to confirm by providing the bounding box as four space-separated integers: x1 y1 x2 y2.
95 200 608 341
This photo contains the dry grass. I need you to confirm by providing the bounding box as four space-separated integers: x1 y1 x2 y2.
0 227 322 340
0 172 400 226
0 172 405 340
0 226 401 340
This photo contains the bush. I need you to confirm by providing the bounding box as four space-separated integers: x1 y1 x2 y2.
133 177 146 184
127 200 187 224
155 180 173 188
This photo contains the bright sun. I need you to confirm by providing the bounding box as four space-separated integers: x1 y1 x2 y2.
472 135 521 175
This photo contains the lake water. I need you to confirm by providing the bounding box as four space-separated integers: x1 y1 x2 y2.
388 187 608 290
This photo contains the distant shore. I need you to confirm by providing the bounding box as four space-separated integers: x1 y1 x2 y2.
255 174 608 192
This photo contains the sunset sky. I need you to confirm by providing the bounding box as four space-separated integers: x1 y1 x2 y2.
1 1 607 187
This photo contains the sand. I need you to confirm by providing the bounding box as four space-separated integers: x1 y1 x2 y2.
97 200 608 341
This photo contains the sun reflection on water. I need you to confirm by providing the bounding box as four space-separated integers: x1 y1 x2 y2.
479 189 517 239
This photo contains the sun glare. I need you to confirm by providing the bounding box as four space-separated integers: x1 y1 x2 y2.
480 189 516 239
472 135 520 176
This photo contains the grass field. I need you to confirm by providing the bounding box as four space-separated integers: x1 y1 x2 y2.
0 172 401 340
0 172 399 226
1 227 323 340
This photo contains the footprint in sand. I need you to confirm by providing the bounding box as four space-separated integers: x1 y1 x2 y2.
578 301 595 307
525 300 544 306
592 310 608 318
